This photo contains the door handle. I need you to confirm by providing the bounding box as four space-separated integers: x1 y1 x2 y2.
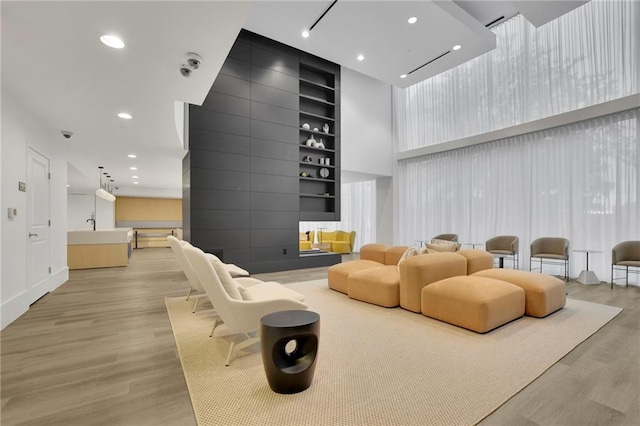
29 233 39 237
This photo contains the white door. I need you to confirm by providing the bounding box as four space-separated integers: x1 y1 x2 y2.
27 148 50 302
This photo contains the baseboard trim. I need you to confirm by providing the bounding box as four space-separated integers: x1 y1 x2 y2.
1 290 30 330
51 266 69 291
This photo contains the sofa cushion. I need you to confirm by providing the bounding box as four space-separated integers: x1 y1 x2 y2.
385 246 410 265
360 244 390 264
328 260 383 294
348 266 400 307
396 245 420 271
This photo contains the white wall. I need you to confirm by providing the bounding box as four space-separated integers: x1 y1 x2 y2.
1 89 69 328
67 194 95 230
341 67 393 177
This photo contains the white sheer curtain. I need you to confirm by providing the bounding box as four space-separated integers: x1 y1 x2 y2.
394 0 639 151
300 180 376 252
396 108 640 284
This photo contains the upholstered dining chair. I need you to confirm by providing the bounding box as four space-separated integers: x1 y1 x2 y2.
184 245 307 366
485 235 519 269
611 241 640 289
432 234 459 242
530 237 570 281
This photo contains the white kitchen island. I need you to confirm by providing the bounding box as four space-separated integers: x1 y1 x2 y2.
67 228 133 270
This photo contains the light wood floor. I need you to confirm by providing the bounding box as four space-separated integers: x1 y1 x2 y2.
1 248 638 425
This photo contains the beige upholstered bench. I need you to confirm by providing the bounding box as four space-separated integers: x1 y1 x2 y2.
472 269 566 317
456 249 494 275
348 265 400 307
421 276 525 333
328 260 383 294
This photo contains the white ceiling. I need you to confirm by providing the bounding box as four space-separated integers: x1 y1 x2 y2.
1 1 590 196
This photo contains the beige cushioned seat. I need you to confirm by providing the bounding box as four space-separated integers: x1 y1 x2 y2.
456 249 494 275
399 252 467 313
421 276 525 333
472 269 566 317
348 265 400 307
328 260 382 294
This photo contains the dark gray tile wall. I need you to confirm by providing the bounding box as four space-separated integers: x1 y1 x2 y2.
183 30 340 273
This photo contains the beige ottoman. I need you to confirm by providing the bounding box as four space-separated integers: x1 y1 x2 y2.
328 260 382 294
421 276 525 333
456 249 494 275
473 269 566 317
347 266 400 307
399 252 468 313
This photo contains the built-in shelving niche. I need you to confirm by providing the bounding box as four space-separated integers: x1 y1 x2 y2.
298 59 340 222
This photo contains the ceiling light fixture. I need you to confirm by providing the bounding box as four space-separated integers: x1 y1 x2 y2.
130 167 137 170
118 112 132 119
95 166 116 202
302 30 310 38
127 154 137 158
453 44 461 51
408 17 418 24
133 182 139 185
132 175 138 179
357 54 365 61
100 35 125 49
400 74 407 79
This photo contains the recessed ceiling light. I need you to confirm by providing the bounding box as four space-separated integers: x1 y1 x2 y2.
408 17 418 24
118 112 132 119
357 54 365 61
66 184 70 187
127 154 137 158
132 175 138 179
129 167 137 170
100 35 125 49
453 44 461 51
302 30 310 38
133 181 139 185
400 74 407 79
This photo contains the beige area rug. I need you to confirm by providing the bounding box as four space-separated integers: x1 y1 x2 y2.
165 279 622 426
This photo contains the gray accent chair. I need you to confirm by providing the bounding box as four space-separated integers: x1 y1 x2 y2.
530 237 570 281
432 234 459 242
486 235 519 269
611 241 640 289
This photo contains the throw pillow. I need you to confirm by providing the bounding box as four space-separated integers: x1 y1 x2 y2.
205 253 244 300
426 240 461 252
397 245 419 271
418 246 431 255
238 286 253 301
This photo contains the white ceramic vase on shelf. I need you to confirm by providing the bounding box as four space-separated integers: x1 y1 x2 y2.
306 135 316 146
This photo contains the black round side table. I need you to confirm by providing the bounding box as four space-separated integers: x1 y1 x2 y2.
260 310 320 394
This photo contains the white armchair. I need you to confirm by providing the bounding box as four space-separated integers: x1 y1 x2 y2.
184 245 307 366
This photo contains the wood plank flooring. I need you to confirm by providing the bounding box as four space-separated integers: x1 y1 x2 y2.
1 248 638 425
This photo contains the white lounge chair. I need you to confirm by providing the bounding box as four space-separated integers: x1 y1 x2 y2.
184 245 307 366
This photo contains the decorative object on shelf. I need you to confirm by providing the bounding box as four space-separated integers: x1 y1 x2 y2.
302 123 311 130
317 139 325 149
306 135 316 146
321 192 330 196
300 172 308 177
319 158 324 165
325 158 330 166
313 127 319 132
323 123 330 133
319 168 329 178
303 155 313 162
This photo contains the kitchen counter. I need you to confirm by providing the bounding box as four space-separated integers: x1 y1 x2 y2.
67 228 133 269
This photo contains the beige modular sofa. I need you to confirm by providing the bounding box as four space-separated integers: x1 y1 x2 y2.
328 243 566 333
